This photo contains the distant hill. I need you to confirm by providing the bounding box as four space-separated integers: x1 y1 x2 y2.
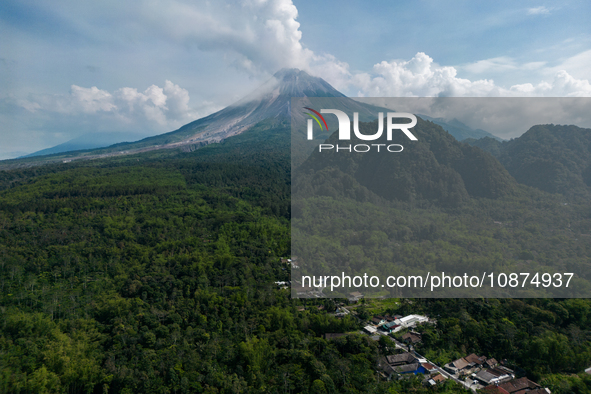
24 132 151 158
295 117 516 207
419 115 502 141
465 124 591 198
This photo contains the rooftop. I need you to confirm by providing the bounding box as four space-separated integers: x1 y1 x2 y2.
476 370 500 384
450 357 470 370
488 367 514 377
432 374 446 383
364 325 377 333
483 387 511 394
495 377 540 394
402 332 422 343
464 353 487 365
386 352 418 366
474 367 513 385
486 358 499 367
393 362 422 374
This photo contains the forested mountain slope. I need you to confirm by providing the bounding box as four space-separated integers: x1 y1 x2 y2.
465 124 591 199
0 105 590 393
296 117 516 207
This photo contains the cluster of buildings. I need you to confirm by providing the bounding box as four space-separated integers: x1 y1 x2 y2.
376 341 554 392
363 310 554 393
444 353 552 393
379 351 445 385
444 353 501 378
364 314 429 335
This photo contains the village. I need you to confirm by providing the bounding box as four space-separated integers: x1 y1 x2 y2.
278 258 590 393
353 305 554 393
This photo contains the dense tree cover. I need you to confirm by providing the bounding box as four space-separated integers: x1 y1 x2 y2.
292 177 591 298
463 137 504 159
541 373 591 394
292 119 591 297
297 117 516 208
0 118 590 393
0 142 467 393
465 124 591 199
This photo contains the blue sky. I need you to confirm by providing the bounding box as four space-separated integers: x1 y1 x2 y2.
297 0 591 84
1 0 590 159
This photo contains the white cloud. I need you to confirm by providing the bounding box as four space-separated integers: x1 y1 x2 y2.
510 70 591 97
463 57 518 74
19 85 116 115
133 0 314 75
3 0 591 159
547 49 591 80
114 84 167 125
527 6 551 15
355 97 591 140
15 99 41 112
129 0 590 99
71 86 116 114
347 53 497 97
14 80 208 131
327 52 591 98
162 80 195 120
11 1 591 101
461 57 547 75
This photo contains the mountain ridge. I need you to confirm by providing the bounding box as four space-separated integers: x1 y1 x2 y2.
23 132 153 158
465 124 591 198
419 115 502 141
0 69 350 169
7 69 503 166
294 116 517 207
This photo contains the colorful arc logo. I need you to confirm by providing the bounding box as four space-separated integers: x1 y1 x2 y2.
304 107 328 132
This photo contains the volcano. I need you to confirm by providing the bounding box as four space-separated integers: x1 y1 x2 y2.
4 68 505 169
167 68 347 146
10 69 356 167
